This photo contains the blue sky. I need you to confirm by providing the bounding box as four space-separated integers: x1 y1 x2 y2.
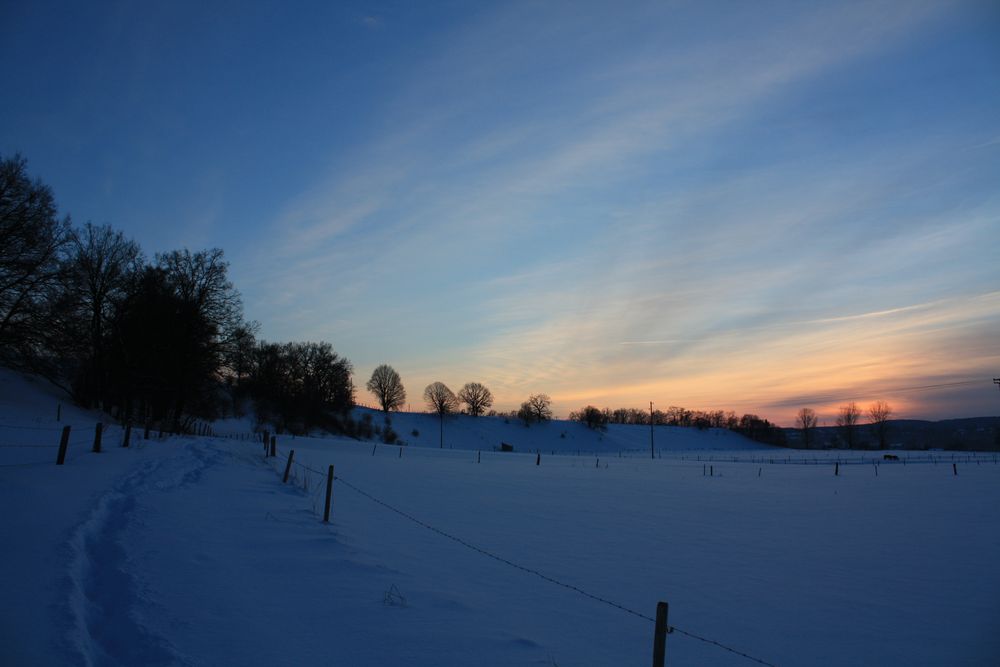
2 0 998 423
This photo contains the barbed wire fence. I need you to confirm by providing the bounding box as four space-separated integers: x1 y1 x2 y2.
0 418 227 467
5 414 991 663
266 441 779 666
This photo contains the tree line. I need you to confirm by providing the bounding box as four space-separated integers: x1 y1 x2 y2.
0 153 355 434
365 366 559 446
365 366 555 425
795 401 893 450
567 404 786 446
8 152 860 447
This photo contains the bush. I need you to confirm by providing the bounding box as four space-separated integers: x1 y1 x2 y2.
571 405 608 430
357 413 374 439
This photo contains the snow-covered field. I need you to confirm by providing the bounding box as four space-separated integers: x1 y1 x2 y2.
2 371 999 665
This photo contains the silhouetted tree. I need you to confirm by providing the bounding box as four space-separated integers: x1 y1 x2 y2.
222 323 258 386
458 381 493 416
245 340 353 434
736 413 786 446
868 400 892 450
107 266 218 430
367 364 406 412
666 406 692 426
796 407 818 449
0 154 71 372
155 248 246 358
571 405 607 430
836 402 861 449
424 381 458 448
61 222 143 407
519 393 552 425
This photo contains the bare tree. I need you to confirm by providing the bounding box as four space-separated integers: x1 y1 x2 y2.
63 223 143 406
222 323 258 386
458 381 493 416
868 400 892 450
155 248 245 349
424 381 458 448
836 401 861 449
243 340 353 434
0 154 71 370
796 407 818 449
571 405 607 430
519 393 552 425
367 364 406 412
129 248 248 430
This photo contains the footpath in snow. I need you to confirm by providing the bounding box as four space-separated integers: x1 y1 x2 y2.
2 373 999 665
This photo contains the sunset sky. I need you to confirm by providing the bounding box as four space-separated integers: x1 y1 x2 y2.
2 1 998 424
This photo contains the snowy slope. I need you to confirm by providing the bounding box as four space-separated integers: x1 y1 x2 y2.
347 406 770 455
2 371 999 666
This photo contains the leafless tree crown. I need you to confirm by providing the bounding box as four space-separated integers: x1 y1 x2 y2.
796 407 818 447
458 381 493 416
519 393 553 423
0 154 71 366
423 381 458 416
868 400 893 449
836 401 861 447
367 364 406 412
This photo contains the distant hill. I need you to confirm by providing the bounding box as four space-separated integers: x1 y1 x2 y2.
784 416 1000 451
349 407 776 455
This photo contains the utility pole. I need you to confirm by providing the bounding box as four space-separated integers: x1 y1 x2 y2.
650 401 655 459
994 378 1000 392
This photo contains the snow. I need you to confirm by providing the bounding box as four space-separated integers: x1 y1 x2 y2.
345 406 766 455
2 371 999 665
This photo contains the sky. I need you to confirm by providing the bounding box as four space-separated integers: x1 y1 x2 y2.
2 0 998 425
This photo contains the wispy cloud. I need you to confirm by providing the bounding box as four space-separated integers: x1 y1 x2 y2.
236 0 999 423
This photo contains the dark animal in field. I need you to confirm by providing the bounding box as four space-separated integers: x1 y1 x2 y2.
883 454 899 461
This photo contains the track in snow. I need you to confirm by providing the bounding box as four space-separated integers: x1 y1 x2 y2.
65 442 219 666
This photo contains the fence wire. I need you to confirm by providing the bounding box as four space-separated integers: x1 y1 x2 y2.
294 454 780 667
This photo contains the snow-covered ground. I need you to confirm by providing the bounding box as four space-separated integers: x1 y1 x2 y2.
2 371 999 665
340 406 765 456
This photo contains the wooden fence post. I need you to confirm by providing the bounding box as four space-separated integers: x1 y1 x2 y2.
269 436 276 458
953 463 958 476
835 462 839 476
56 425 71 465
92 423 103 453
144 421 150 440
323 465 335 523
123 424 132 448
653 601 669 667
536 453 540 466
283 449 295 483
